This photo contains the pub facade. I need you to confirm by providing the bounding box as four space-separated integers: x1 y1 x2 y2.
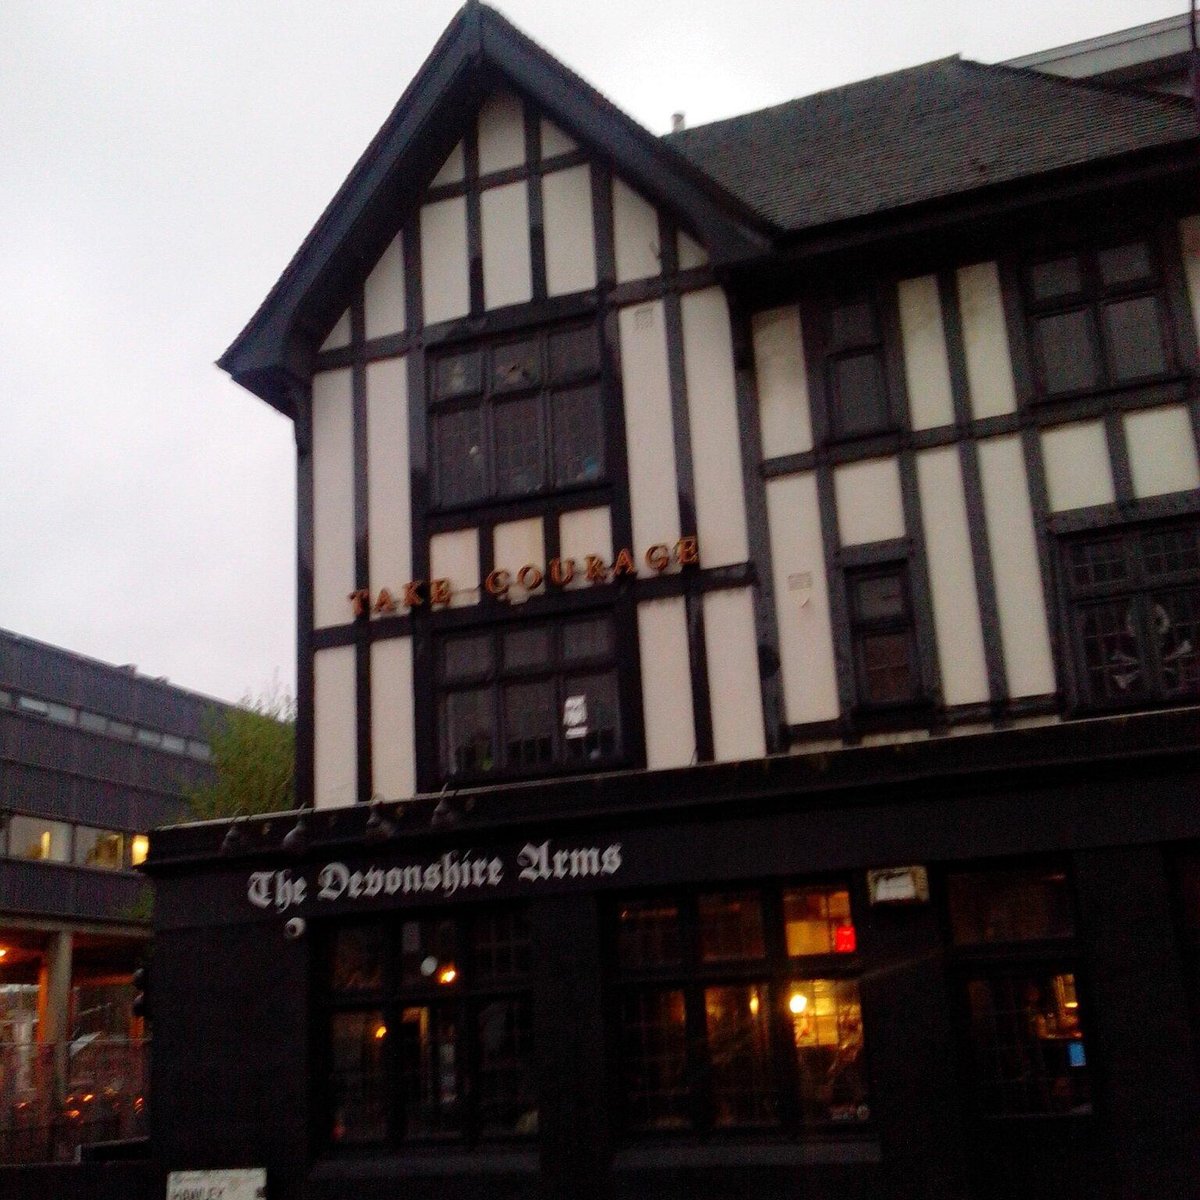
147 7 1200 1198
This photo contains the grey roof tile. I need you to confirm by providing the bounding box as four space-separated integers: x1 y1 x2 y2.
665 58 1197 231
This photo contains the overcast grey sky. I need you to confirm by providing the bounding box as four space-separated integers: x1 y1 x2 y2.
0 0 1187 705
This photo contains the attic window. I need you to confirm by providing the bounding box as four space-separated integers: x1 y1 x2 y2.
429 322 605 509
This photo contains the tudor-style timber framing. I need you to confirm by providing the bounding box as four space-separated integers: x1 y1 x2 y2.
186 10 1200 1200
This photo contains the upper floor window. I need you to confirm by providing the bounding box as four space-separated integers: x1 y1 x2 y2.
823 294 894 439
430 323 605 509
847 563 922 711
437 614 621 782
1024 238 1175 399
1060 520 1199 709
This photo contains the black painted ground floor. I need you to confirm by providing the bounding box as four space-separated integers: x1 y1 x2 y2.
143 708 1200 1200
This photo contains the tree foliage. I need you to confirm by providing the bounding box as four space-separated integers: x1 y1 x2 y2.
187 689 296 821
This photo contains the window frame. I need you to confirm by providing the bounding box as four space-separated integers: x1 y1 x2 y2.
1020 234 1178 402
317 906 537 1152
428 321 608 512
1056 518 1200 712
843 559 930 719
434 612 625 785
608 880 871 1140
806 285 906 445
944 862 1093 1121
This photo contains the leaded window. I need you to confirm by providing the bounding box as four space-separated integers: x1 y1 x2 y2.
437 615 621 782
847 564 922 709
824 295 894 439
612 883 869 1135
1060 520 1200 708
430 324 605 508
322 908 536 1148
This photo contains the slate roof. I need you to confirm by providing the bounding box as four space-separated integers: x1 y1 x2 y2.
665 57 1197 232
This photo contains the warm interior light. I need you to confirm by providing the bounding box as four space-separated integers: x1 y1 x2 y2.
0 948 8 960
437 965 458 985
748 993 759 1016
373 1024 387 1040
130 835 150 867
789 992 808 1015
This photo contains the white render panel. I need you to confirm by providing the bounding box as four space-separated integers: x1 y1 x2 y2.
366 357 411 588
320 309 350 352
703 588 766 763
431 141 465 186
481 181 533 309
1041 420 1115 511
430 528 480 608
420 197 470 325
371 637 415 801
833 457 905 546
494 517 546 603
541 119 576 158
753 306 813 458
613 178 661 283
619 302 682 561
765 473 839 726
312 369 355 628
1180 215 1200 342
677 231 708 270
916 447 990 705
1124 405 1200 498
977 434 1056 698
898 275 955 430
478 92 526 175
559 506 612 589
681 288 750 567
314 646 357 810
543 165 597 297
637 597 696 769
364 233 406 340
958 261 1018 419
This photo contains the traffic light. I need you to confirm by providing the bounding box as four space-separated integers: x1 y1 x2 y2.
132 964 150 1021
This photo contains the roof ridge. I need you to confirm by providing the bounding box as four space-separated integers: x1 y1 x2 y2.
960 54 1197 111
664 55 964 142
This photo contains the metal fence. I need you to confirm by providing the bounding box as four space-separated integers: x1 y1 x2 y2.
0 1039 148 1163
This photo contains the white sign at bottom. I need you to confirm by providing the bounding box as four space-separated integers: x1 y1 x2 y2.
167 1168 266 1200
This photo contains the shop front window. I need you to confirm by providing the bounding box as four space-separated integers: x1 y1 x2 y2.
948 864 1091 1118
613 882 869 1136
321 907 535 1149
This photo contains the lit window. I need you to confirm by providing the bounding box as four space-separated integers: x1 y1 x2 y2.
948 865 1090 1117
8 816 70 863
614 884 869 1134
322 909 535 1147
73 827 126 871
129 835 150 868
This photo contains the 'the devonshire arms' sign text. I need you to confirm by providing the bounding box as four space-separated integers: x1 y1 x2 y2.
247 839 623 912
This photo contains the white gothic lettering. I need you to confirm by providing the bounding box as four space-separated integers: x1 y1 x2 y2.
246 840 623 912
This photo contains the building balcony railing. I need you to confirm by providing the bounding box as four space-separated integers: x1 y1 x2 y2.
0 1038 148 1163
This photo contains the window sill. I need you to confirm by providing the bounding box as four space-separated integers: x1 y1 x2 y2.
310 1147 538 1180
612 1138 881 1168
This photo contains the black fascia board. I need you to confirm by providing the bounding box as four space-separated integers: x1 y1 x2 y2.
144 704 1199 871
218 2 774 419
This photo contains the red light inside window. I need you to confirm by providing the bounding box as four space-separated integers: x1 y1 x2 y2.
834 923 857 954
